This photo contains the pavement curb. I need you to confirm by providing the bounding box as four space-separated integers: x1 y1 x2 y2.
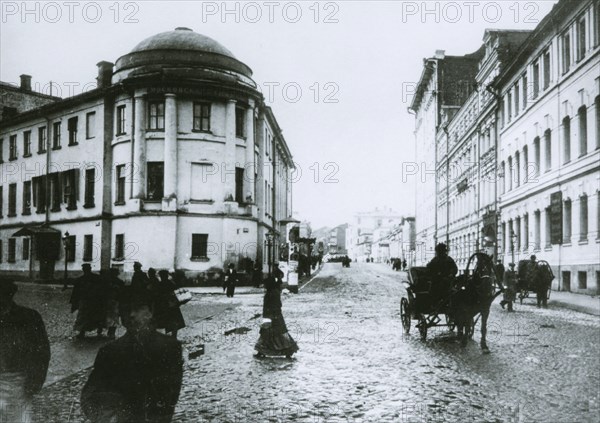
548 299 600 317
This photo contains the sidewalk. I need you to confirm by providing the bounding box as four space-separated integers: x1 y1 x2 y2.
548 291 600 316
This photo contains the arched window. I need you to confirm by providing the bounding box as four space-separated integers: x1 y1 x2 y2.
507 156 513 191
579 194 588 241
562 116 571 163
578 105 587 156
544 129 552 171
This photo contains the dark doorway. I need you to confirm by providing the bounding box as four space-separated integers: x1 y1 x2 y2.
562 271 571 292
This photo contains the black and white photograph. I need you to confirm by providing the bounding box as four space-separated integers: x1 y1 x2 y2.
1 0 599 421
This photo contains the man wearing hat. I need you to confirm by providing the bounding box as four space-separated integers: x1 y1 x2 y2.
81 287 183 422
0 279 50 422
131 262 150 292
426 243 458 303
500 263 517 312
71 264 108 339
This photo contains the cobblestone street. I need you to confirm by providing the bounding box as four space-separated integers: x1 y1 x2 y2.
28 263 600 422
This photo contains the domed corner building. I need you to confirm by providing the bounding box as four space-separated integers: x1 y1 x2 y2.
0 28 294 282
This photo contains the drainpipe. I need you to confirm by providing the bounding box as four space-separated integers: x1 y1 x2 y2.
443 125 450 248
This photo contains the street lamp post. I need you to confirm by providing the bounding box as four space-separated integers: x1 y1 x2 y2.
266 232 273 276
62 231 69 289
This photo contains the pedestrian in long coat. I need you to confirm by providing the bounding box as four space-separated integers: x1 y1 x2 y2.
500 263 517 312
254 269 298 359
81 289 183 423
0 279 50 423
131 262 150 291
153 270 186 339
71 264 108 339
252 263 262 288
223 264 237 297
105 268 125 339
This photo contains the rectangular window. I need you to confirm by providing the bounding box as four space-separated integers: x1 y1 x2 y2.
0 241 2 263
523 214 529 251
532 61 540 99
533 137 541 177
52 121 61 149
0 138 3 162
115 234 124 260
578 271 587 289
514 82 520 116
23 131 31 156
63 169 78 210
116 105 126 135
38 126 47 153
8 183 16 217
578 106 587 156
543 50 551 90
34 175 47 213
577 16 586 62
191 163 215 201
563 200 572 243
66 235 76 262
235 167 244 203
22 180 31 215
563 116 571 163
193 102 211 131
147 162 164 200
534 210 541 250
235 107 245 138
0 186 3 216
83 235 93 262
544 129 552 171
522 74 528 109
148 102 164 130
545 207 552 248
507 92 512 122
116 165 126 204
50 173 61 212
9 135 17 160
191 233 208 259
22 238 29 260
561 32 571 74
84 168 95 207
595 4 600 47
8 238 16 262
68 116 78 145
86 112 96 139
580 195 588 241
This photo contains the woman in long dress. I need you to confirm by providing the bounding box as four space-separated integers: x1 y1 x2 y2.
254 270 298 358
153 270 186 339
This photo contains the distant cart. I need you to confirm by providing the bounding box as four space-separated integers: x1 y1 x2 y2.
516 259 554 304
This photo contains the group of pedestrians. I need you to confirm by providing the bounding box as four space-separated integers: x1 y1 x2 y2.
71 262 187 340
391 258 408 271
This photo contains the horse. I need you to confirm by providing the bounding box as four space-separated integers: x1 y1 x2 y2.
450 253 503 354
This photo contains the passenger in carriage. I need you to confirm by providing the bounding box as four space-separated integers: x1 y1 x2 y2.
426 243 458 301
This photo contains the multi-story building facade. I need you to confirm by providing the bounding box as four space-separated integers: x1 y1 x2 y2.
346 207 403 261
409 49 483 265
436 30 532 270
0 28 294 281
0 76 60 121
495 0 600 294
327 223 348 255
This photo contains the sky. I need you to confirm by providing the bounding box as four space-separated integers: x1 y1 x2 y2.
1 0 558 228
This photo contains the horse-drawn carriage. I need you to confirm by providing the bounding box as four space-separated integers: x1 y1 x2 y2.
400 252 504 352
516 259 554 304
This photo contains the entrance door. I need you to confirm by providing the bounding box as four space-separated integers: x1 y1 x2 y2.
562 271 571 292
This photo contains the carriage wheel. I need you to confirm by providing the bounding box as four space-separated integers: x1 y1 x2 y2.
445 314 455 332
400 298 411 334
418 316 428 341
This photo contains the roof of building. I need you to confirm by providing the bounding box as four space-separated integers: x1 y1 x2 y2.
130 28 237 58
114 27 254 82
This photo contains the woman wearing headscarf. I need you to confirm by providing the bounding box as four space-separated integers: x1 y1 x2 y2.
254 266 298 358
